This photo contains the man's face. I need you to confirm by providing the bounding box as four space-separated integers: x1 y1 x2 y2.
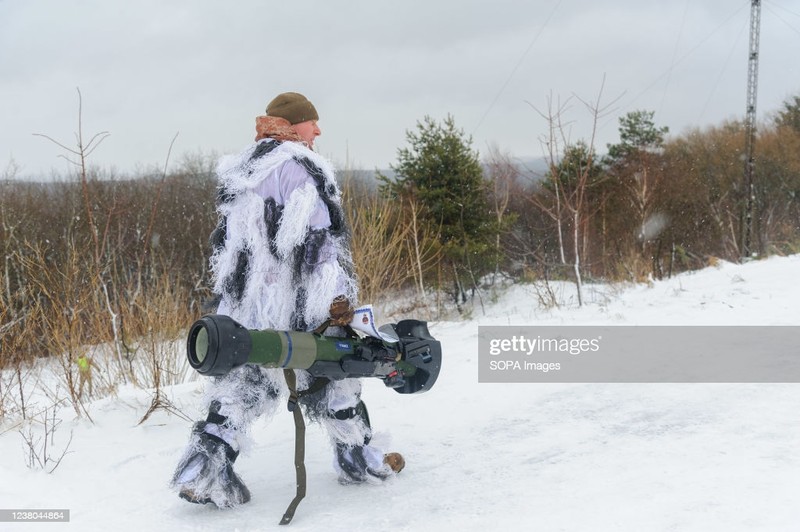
293 120 321 149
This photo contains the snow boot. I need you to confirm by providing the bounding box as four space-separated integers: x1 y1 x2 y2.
335 443 404 485
171 423 250 508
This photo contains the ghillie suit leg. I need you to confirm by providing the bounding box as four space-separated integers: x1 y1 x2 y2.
171 364 281 507
301 378 404 485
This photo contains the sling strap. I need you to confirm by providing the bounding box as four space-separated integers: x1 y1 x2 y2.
280 319 354 524
279 371 330 525
279 368 306 525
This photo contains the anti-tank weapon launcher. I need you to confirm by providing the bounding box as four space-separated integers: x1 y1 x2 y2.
186 314 442 394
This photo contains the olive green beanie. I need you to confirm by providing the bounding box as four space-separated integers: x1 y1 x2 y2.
265 92 319 125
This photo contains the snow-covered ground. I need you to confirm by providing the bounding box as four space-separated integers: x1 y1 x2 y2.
1 255 799 531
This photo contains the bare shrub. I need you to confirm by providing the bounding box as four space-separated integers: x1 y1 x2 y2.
345 180 417 304
611 248 655 284
17 400 74 473
15 241 94 419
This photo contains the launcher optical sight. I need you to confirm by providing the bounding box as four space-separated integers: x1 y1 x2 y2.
186 314 442 394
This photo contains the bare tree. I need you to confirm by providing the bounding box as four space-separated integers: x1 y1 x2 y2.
485 144 518 279
528 93 570 266
33 88 110 264
528 80 617 306
32 89 134 380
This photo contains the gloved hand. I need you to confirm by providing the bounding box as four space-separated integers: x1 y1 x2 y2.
329 295 355 326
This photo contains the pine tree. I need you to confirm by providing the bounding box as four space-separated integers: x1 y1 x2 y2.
605 110 669 162
381 115 494 306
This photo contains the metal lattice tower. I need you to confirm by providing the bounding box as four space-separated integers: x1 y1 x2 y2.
742 0 761 259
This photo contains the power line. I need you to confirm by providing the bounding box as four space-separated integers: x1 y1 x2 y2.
698 15 749 123
658 0 691 116
766 0 800 19
765 3 800 36
616 2 750 113
598 1 751 135
472 0 563 135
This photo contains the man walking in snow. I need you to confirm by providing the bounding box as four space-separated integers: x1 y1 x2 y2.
76 354 93 398
171 92 403 508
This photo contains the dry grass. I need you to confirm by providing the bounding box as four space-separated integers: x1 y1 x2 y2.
0 168 215 421
343 180 441 306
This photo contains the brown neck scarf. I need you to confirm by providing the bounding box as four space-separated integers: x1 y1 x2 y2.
255 115 304 143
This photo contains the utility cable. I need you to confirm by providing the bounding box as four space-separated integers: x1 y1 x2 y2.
765 3 800 37
658 0 692 116
697 15 749 123
620 1 750 112
472 0 563 135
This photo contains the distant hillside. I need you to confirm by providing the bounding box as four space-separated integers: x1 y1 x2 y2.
340 156 550 189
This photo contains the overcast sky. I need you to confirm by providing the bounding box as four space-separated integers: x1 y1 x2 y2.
2 0 800 178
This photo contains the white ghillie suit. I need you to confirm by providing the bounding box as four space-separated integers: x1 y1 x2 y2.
172 139 393 506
